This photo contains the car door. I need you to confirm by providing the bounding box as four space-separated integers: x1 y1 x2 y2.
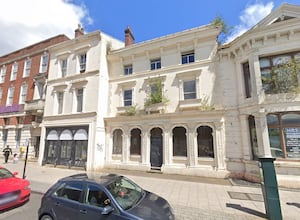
51 181 85 220
78 183 127 220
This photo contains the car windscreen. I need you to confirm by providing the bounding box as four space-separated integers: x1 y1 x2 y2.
0 168 14 179
106 176 144 210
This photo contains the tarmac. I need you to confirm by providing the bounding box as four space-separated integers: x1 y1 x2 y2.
2 159 300 220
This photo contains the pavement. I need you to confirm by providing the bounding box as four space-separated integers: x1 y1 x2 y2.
2 159 300 220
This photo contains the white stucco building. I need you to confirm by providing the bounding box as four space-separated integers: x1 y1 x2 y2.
38 27 124 170
104 4 300 187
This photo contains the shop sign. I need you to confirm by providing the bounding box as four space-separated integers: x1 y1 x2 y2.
0 104 22 114
285 128 300 158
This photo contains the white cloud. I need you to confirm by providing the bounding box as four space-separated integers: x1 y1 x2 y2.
0 0 92 56
226 1 274 43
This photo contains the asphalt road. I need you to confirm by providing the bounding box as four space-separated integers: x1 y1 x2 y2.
0 192 41 220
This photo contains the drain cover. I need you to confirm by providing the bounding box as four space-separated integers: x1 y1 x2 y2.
228 191 263 202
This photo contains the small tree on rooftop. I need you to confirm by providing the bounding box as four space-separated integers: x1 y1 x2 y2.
211 15 232 44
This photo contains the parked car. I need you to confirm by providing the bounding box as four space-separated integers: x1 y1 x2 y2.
38 173 175 220
0 166 31 211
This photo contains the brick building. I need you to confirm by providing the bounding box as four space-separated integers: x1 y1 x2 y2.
0 35 69 158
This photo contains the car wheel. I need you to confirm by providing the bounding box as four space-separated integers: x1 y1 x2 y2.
40 214 53 220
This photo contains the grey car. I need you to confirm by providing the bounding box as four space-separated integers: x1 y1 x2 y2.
38 173 175 220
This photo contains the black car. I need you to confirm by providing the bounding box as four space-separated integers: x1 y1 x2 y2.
38 173 174 220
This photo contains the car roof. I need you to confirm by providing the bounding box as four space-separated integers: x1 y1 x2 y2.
59 173 122 186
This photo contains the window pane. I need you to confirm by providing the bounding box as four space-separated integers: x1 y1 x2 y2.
272 55 291 66
173 127 187 157
269 128 282 158
77 88 83 112
124 65 132 75
113 129 122 154
259 58 270 68
282 113 300 125
197 126 214 157
267 114 279 125
130 128 141 155
123 90 132 106
183 80 196 99
248 116 259 160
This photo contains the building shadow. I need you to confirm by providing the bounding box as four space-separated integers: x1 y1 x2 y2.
286 202 300 208
226 203 266 218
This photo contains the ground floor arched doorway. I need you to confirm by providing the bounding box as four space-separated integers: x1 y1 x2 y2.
150 127 163 169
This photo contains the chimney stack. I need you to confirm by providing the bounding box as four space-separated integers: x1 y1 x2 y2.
125 26 135 46
75 24 84 38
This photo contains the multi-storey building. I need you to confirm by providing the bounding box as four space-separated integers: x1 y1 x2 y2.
33 3 299 187
105 3 300 187
105 25 227 178
0 35 69 157
218 3 300 187
38 27 124 170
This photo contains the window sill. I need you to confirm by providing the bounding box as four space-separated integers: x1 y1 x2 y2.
179 99 201 110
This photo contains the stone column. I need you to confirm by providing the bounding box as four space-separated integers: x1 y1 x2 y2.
215 121 226 170
123 128 130 163
163 125 172 166
187 123 197 167
239 114 252 160
254 110 272 157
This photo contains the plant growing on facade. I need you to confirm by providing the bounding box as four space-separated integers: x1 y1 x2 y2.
211 15 232 44
125 104 140 116
199 95 215 111
262 59 300 94
144 78 169 108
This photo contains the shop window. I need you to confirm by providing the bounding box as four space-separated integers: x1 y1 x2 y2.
197 126 214 157
113 129 122 154
267 112 300 159
173 127 187 156
130 128 141 155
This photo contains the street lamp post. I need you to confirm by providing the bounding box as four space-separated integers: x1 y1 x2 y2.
22 138 30 179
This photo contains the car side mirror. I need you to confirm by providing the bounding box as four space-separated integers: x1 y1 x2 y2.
101 205 113 215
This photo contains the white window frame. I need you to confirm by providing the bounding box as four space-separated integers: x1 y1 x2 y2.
40 53 49 73
176 72 200 101
0 65 6 83
123 89 133 106
124 64 133 75
60 58 68 77
150 58 161 70
183 79 197 100
23 58 31 77
181 51 195 64
10 62 18 81
7 86 14 105
79 53 87 73
57 91 64 114
19 83 28 104
76 88 84 112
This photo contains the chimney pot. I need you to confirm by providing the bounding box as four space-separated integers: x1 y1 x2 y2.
75 24 84 38
125 26 135 46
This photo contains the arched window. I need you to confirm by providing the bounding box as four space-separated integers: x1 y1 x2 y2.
60 129 72 159
47 130 59 140
130 128 141 155
172 126 187 156
74 129 88 160
197 126 214 158
113 129 123 154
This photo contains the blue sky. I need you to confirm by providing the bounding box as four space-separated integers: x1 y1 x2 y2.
0 0 300 56
80 0 300 43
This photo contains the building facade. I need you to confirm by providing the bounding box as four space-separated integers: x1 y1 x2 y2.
27 3 300 188
104 4 300 187
0 35 69 158
38 28 124 170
